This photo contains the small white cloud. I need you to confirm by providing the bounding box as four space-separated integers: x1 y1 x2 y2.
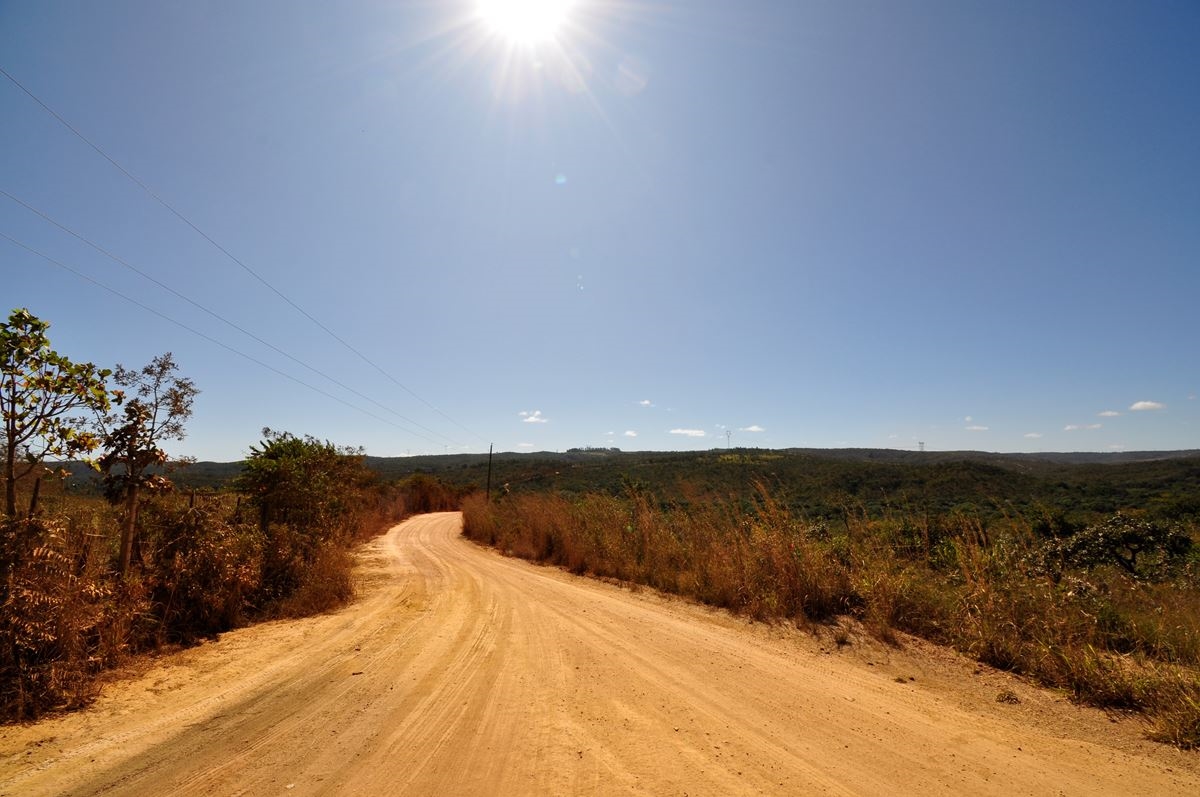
965 416 973 423
1098 410 1121 417
1190 394 1197 401
1130 400 1165 411
517 442 534 449
669 428 706 438
965 425 989 431
1108 444 1126 451
1064 423 1103 431
738 424 765 433
623 430 638 438
1024 432 1043 439
519 410 548 424
638 399 653 407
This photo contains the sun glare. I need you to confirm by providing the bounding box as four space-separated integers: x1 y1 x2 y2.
477 0 574 44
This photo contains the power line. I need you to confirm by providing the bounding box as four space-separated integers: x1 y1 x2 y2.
0 188 461 447
0 230 446 445
0 63 486 444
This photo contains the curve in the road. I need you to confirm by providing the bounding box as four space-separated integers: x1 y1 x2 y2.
2 512 1197 796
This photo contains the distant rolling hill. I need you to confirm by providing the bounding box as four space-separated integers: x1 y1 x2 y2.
56 448 1200 521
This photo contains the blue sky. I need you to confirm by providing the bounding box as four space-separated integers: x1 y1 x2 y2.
2 1 1197 460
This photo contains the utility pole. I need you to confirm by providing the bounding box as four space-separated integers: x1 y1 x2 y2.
486 443 493 502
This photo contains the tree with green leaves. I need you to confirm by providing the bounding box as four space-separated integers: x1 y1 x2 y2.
235 429 370 536
97 353 198 578
235 429 375 601
1037 511 1194 582
1059 512 1192 580
1 308 111 518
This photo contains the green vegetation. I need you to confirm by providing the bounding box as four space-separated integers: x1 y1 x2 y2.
2 307 111 517
97 353 198 579
142 445 1200 526
365 446 1200 524
234 429 382 613
0 309 460 721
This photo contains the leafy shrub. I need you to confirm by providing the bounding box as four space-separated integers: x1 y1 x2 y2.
1040 512 1192 581
272 542 355 618
403 473 461 514
143 501 263 643
235 429 375 544
0 517 109 718
234 429 389 613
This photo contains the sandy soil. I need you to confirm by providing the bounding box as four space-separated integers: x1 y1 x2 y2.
1 512 1197 796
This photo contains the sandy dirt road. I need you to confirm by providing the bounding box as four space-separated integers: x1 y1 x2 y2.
1 512 1197 795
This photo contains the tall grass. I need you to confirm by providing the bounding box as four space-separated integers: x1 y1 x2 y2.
462 488 1200 748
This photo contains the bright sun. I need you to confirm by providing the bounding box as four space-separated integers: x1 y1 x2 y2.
477 0 574 44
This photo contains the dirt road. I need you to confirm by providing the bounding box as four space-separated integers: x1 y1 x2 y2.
2 512 1196 795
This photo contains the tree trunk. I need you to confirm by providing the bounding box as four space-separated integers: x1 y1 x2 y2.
118 482 139 580
3 372 17 518
3 443 15 519
27 477 40 518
